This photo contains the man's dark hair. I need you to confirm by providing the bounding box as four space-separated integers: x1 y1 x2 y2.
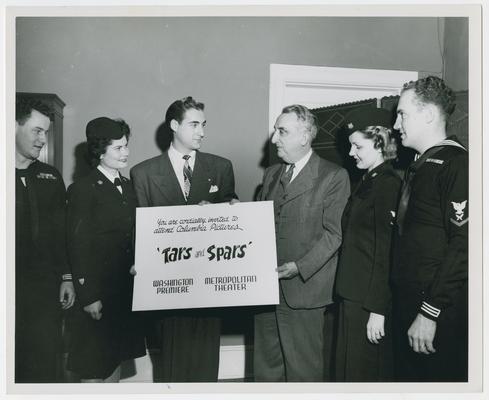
16 95 53 125
165 96 205 127
87 119 131 168
402 76 456 120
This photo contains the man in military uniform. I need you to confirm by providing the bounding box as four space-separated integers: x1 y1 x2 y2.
15 96 76 382
392 76 468 381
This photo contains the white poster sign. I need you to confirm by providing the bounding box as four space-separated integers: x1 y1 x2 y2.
132 201 279 311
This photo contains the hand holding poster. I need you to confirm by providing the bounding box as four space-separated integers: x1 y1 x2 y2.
132 201 279 311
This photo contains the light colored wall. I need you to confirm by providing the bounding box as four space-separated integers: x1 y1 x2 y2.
16 17 447 200
444 17 469 91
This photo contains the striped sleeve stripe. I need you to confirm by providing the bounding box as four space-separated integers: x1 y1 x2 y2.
62 273 73 281
421 301 441 318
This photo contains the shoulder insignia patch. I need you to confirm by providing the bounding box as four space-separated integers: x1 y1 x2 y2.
450 200 468 226
36 172 57 180
426 158 444 165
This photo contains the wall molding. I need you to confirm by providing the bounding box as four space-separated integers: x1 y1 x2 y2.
269 64 418 133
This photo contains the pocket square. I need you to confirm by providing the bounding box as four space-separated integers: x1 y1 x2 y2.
209 185 219 193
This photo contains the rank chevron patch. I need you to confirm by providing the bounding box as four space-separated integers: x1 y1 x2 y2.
450 200 468 226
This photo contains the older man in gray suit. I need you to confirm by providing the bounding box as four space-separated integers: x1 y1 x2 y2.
254 104 350 382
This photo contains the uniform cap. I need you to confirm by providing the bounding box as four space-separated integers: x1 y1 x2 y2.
344 108 394 134
86 117 124 140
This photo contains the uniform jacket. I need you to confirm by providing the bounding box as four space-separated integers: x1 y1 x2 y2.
335 162 401 315
67 168 137 308
130 150 237 207
392 136 468 320
259 152 350 309
15 160 69 383
16 160 69 283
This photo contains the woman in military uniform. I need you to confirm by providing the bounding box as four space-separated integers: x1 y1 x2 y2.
66 117 145 382
334 108 401 382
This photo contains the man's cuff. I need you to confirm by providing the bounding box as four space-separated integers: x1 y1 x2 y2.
294 260 306 282
61 273 73 282
420 301 441 320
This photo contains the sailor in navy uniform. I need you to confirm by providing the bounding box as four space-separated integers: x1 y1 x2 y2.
391 76 468 382
15 96 75 383
66 117 145 382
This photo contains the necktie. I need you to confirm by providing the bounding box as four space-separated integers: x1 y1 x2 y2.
396 146 443 235
113 177 123 195
396 166 415 235
280 163 295 190
17 168 28 186
16 168 39 243
183 155 192 199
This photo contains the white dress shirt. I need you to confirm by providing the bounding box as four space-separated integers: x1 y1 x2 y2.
97 164 123 194
168 143 196 196
288 149 313 183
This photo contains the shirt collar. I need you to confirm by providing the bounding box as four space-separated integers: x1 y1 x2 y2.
419 135 466 158
169 142 196 162
363 161 392 181
97 164 120 184
290 149 313 171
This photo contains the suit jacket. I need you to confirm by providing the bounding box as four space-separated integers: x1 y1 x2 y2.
259 152 350 309
130 150 237 207
335 162 401 315
67 168 137 308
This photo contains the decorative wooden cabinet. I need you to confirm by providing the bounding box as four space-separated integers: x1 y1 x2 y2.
17 92 65 174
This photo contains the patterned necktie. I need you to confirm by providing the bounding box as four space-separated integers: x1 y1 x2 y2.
183 154 192 199
280 163 295 190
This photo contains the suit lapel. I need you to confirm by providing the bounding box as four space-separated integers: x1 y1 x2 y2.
187 152 212 204
281 153 319 205
263 164 284 201
150 152 186 204
93 168 125 201
120 175 137 205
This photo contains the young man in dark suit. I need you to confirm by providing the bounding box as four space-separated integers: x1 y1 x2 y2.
130 96 237 382
253 104 350 381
